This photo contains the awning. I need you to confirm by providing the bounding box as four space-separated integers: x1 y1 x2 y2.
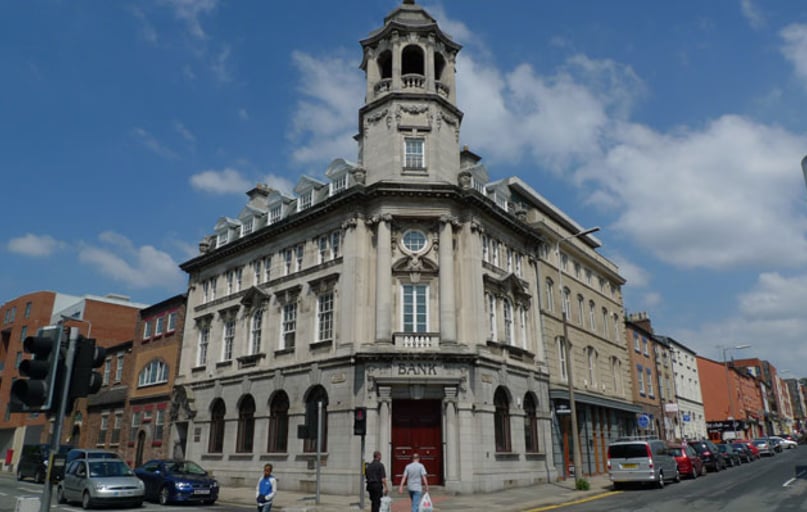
550 388 643 414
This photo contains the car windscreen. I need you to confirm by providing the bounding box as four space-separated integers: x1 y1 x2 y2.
167 461 207 475
89 461 133 478
608 444 648 458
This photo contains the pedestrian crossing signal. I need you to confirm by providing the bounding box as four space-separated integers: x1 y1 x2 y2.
354 407 367 436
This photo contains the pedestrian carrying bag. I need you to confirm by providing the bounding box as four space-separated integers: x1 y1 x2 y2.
380 495 392 512
418 492 433 512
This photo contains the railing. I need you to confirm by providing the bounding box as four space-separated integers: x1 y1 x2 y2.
436 81 449 98
393 332 438 350
374 78 392 97
402 73 425 90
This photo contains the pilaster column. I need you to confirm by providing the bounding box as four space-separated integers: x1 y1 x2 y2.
391 32 402 92
374 215 393 342
439 216 457 343
443 386 460 485
378 386 392 464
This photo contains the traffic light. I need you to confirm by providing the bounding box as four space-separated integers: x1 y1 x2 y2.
10 326 64 413
65 336 106 413
353 407 367 436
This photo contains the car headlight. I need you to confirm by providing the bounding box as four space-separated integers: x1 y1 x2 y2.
211 481 218 488
175 481 192 490
94 483 107 491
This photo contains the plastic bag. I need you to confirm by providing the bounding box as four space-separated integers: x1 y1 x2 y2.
380 495 392 512
418 492 433 512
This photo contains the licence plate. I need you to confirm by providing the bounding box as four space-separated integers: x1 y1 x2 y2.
621 463 638 469
194 489 211 495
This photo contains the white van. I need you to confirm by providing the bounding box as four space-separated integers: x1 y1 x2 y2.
607 439 679 489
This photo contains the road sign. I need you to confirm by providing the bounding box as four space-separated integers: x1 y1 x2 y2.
682 414 691 423
637 413 650 429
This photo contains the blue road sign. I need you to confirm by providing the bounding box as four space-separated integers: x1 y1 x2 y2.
637 413 650 429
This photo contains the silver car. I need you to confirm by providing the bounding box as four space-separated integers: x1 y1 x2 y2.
608 439 680 489
57 458 144 509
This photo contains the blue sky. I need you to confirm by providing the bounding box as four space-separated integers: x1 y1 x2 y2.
3 0 807 376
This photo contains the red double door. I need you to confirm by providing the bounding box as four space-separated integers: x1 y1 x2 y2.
391 399 443 486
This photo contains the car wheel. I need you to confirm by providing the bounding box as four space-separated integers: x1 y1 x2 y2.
133 501 143 508
56 486 67 504
202 499 216 505
82 491 92 510
612 482 621 491
35 469 45 484
657 471 665 488
16 467 23 481
691 465 698 479
159 486 171 506
673 467 680 483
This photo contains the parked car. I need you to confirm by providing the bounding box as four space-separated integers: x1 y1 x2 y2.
56 458 144 509
17 444 73 483
770 435 797 449
134 459 219 505
735 439 761 459
768 436 784 453
717 444 742 467
688 440 726 472
668 443 705 479
54 448 121 482
752 438 775 456
607 438 680 489
731 442 754 463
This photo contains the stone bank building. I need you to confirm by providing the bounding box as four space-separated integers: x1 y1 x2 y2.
173 0 630 494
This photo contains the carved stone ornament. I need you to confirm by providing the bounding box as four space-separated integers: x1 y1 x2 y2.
366 109 388 125
399 104 430 115
458 171 472 189
350 167 367 185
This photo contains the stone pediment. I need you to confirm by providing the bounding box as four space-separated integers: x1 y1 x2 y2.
483 273 531 304
240 286 271 311
392 255 438 274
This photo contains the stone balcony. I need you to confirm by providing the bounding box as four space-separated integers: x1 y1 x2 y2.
372 76 450 99
393 332 439 350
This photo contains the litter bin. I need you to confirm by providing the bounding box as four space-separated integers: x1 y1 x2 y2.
15 496 40 512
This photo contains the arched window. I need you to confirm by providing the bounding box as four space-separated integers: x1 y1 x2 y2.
137 359 168 387
236 395 255 453
434 52 446 81
208 399 225 453
587 347 598 387
267 391 289 453
523 393 540 453
377 50 392 79
588 300 596 331
576 294 585 326
401 45 424 76
304 386 329 453
494 387 511 452
611 357 622 395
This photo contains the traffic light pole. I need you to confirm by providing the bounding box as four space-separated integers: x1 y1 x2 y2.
41 326 78 512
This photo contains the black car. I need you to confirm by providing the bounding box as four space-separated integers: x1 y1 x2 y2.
717 444 742 467
731 442 753 463
689 440 726 472
17 444 73 483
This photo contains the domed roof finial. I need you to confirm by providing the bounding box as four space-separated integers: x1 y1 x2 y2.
403 0 415 4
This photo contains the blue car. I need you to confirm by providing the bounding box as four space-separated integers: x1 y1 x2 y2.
134 459 219 505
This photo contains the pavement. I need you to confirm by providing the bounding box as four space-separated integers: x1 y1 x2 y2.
217 474 616 512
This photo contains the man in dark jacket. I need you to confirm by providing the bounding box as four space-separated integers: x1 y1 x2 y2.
365 450 389 512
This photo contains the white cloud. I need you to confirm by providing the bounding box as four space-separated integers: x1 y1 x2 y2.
78 233 185 290
210 43 232 83
174 121 196 143
7 234 63 257
611 254 651 288
781 24 807 90
190 168 253 194
740 0 766 30
129 6 158 44
160 0 217 40
239 108 249 121
289 51 363 165
262 174 295 196
132 127 177 159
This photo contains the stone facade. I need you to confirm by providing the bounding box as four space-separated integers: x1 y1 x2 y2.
172 0 629 494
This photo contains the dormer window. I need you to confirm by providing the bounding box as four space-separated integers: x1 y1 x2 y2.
217 231 229 248
404 137 425 169
241 217 254 236
269 205 282 224
330 174 347 196
298 190 313 211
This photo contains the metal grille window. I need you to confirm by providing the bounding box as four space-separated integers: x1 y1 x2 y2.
317 293 334 342
494 388 511 452
404 137 425 168
267 392 289 453
236 395 255 453
402 284 428 333
208 400 225 453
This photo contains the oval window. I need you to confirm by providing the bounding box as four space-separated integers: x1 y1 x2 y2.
402 230 427 253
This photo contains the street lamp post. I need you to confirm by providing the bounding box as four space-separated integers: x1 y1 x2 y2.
721 344 751 441
557 226 600 483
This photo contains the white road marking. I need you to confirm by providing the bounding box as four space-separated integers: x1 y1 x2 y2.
783 478 797 487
